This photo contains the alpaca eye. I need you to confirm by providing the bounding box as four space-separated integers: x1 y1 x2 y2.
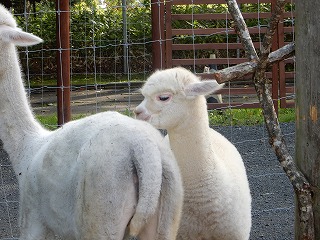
158 95 171 102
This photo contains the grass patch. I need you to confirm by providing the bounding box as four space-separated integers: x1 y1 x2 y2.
278 108 296 123
36 108 295 129
36 114 87 130
209 108 295 126
36 115 58 130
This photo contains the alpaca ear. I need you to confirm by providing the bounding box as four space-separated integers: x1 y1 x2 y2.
0 25 42 46
184 80 224 96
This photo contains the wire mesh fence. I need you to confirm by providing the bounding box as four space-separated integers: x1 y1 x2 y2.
0 0 296 239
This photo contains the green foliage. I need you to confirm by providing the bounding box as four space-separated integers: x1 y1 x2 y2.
36 114 59 130
209 108 295 126
15 0 152 78
278 108 295 123
36 114 87 130
209 108 264 126
15 1 294 81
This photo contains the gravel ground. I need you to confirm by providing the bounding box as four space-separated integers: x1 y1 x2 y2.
0 122 295 239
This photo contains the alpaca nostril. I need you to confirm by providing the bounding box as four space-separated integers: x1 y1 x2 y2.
134 109 141 116
134 109 145 120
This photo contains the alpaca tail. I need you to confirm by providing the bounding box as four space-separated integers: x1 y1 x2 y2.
155 144 183 239
127 137 183 240
127 139 163 238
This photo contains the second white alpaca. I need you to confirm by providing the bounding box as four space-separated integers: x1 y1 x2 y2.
0 4 183 240
135 67 252 240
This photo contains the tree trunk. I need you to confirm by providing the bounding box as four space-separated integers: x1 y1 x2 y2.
295 1 320 239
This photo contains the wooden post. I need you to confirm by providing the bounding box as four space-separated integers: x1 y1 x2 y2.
296 0 320 238
151 0 165 70
56 0 71 126
271 0 279 115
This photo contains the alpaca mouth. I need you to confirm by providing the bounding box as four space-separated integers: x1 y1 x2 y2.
142 115 151 121
136 113 151 121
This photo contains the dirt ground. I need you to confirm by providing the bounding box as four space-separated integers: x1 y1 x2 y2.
29 87 144 116
29 86 259 117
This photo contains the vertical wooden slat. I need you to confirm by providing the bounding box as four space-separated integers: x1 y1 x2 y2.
278 12 287 108
151 0 166 70
56 0 71 126
165 0 173 68
271 0 279 114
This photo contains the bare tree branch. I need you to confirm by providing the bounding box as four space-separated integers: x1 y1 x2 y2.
255 0 286 85
260 0 286 60
268 42 295 63
210 42 294 84
224 0 315 238
225 0 258 61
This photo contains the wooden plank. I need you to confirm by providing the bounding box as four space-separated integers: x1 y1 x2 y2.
171 27 293 35
172 58 247 65
172 12 294 21
172 42 253 50
207 102 261 110
171 0 294 5
219 87 256 94
197 72 294 80
285 86 295 93
172 42 294 50
173 58 296 66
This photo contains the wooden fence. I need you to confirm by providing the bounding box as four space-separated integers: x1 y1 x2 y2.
151 0 295 111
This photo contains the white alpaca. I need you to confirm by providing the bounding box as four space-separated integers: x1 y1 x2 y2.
135 67 252 240
0 5 183 240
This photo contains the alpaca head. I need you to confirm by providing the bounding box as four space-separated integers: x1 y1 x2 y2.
0 4 42 47
135 67 223 130
0 4 16 28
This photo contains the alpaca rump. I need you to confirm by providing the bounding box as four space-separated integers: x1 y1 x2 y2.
135 67 252 240
0 4 183 240
20 113 183 240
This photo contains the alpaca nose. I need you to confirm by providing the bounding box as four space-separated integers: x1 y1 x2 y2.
134 107 142 118
134 107 150 121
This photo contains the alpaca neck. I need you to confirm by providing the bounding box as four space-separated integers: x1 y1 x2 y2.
169 96 209 136
167 97 215 179
0 43 47 170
